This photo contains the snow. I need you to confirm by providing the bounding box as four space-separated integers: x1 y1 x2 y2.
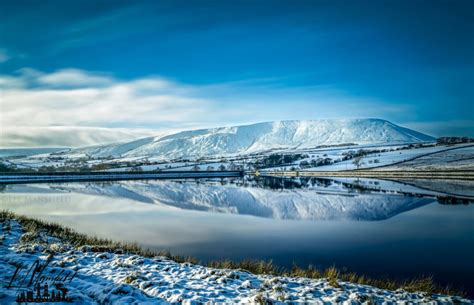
1 219 470 304
3 121 471 175
376 145 474 171
57 119 435 160
306 145 448 171
263 144 473 172
3 119 447 172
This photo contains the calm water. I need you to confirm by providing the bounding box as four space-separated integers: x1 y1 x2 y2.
1 177 473 295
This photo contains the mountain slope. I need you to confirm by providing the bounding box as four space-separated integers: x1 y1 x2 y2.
74 119 435 159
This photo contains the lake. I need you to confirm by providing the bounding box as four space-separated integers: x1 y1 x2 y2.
1 176 473 296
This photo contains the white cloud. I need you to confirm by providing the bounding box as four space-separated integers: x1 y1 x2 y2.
0 76 25 89
37 68 114 87
0 67 418 147
0 126 163 148
0 68 212 130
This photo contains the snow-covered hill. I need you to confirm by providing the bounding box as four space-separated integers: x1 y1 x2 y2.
70 119 435 160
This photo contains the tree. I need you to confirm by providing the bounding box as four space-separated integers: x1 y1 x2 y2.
0 162 15 172
218 164 226 171
192 165 201 171
131 166 142 172
352 156 364 169
299 160 310 169
229 162 242 171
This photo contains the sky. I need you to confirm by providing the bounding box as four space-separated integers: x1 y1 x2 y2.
0 0 473 147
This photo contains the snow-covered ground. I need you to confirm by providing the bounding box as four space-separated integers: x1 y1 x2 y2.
1 218 470 304
309 146 447 171
261 144 474 172
375 145 474 171
0 143 438 172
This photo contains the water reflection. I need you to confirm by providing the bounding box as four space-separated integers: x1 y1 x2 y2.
1 177 472 221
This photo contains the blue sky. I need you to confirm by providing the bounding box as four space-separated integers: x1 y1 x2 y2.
0 0 473 146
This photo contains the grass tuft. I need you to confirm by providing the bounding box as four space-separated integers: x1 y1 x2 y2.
324 266 340 288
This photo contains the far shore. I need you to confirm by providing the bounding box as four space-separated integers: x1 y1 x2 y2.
260 169 474 180
1 168 473 185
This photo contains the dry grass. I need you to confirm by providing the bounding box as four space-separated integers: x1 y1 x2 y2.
0 210 465 297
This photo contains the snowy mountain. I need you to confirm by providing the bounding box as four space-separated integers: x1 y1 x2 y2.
70 119 435 159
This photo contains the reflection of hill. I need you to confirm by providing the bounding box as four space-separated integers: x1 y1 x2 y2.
44 178 433 221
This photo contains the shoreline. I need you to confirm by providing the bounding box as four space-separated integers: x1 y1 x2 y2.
1 169 473 185
0 211 470 304
0 171 244 184
260 170 474 180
